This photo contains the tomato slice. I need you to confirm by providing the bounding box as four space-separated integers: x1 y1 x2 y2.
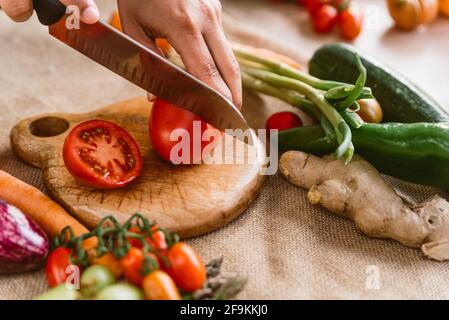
63 120 142 189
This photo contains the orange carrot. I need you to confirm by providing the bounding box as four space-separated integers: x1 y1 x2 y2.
89 251 123 278
155 38 173 55
108 10 173 56
108 10 122 32
0 170 96 249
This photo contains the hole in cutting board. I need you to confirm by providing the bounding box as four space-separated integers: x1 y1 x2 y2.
29 117 70 137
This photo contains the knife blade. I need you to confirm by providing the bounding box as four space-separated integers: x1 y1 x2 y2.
33 0 250 134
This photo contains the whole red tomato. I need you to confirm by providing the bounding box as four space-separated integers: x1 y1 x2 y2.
313 4 339 33
339 6 363 40
45 247 73 288
120 247 147 287
150 99 219 165
306 0 323 16
266 112 303 132
127 225 168 251
121 248 162 288
127 226 143 249
165 242 206 293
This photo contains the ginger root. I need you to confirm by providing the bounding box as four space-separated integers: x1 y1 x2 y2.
279 151 449 261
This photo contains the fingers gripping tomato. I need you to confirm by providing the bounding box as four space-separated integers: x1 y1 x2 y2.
150 98 219 165
45 247 73 288
166 243 206 293
63 120 142 189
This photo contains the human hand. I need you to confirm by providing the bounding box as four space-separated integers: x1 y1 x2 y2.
0 0 99 24
117 0 242 108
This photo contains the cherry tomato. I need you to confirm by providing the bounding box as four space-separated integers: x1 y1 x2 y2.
63 120 142 189
128 225 168 251
121 248 160 287
339 6 363 40
80 265 115 297
357 99 383 123
142 270 181 300
166 243 206 293
266 112 303 132
127 226 144 248
120 247 146 287
150 98 218 165
45 247 73 288
90 252 123 278
313 4 338 33
147 227 168 251
96 283 144 300
306 0 324 16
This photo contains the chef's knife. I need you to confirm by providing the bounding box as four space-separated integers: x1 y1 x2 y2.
33 0 250 134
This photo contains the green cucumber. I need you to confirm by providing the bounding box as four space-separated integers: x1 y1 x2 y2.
309 43 449 123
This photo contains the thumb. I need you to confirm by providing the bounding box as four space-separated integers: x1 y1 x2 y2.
60 0 99 24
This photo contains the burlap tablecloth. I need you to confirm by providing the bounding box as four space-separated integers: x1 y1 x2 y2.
1 0 449 300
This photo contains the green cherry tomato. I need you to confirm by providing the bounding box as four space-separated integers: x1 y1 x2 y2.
80 265 115 297
34 284 79 300
96 283 144 300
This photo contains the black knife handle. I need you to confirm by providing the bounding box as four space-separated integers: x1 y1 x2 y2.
33 0 66 26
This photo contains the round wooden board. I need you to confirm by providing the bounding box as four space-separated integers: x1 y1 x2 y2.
10 97 266 238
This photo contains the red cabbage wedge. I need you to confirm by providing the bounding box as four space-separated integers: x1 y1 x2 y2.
0 200 49 274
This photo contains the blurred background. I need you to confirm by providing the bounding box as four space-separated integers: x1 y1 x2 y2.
223 0 449 112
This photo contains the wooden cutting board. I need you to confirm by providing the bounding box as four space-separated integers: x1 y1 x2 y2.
10 97 266 238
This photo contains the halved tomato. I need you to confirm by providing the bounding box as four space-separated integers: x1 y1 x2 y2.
63 120 142 189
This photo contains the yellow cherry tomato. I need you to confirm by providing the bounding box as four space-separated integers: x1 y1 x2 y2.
357 99 384 124
142 270 181 300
